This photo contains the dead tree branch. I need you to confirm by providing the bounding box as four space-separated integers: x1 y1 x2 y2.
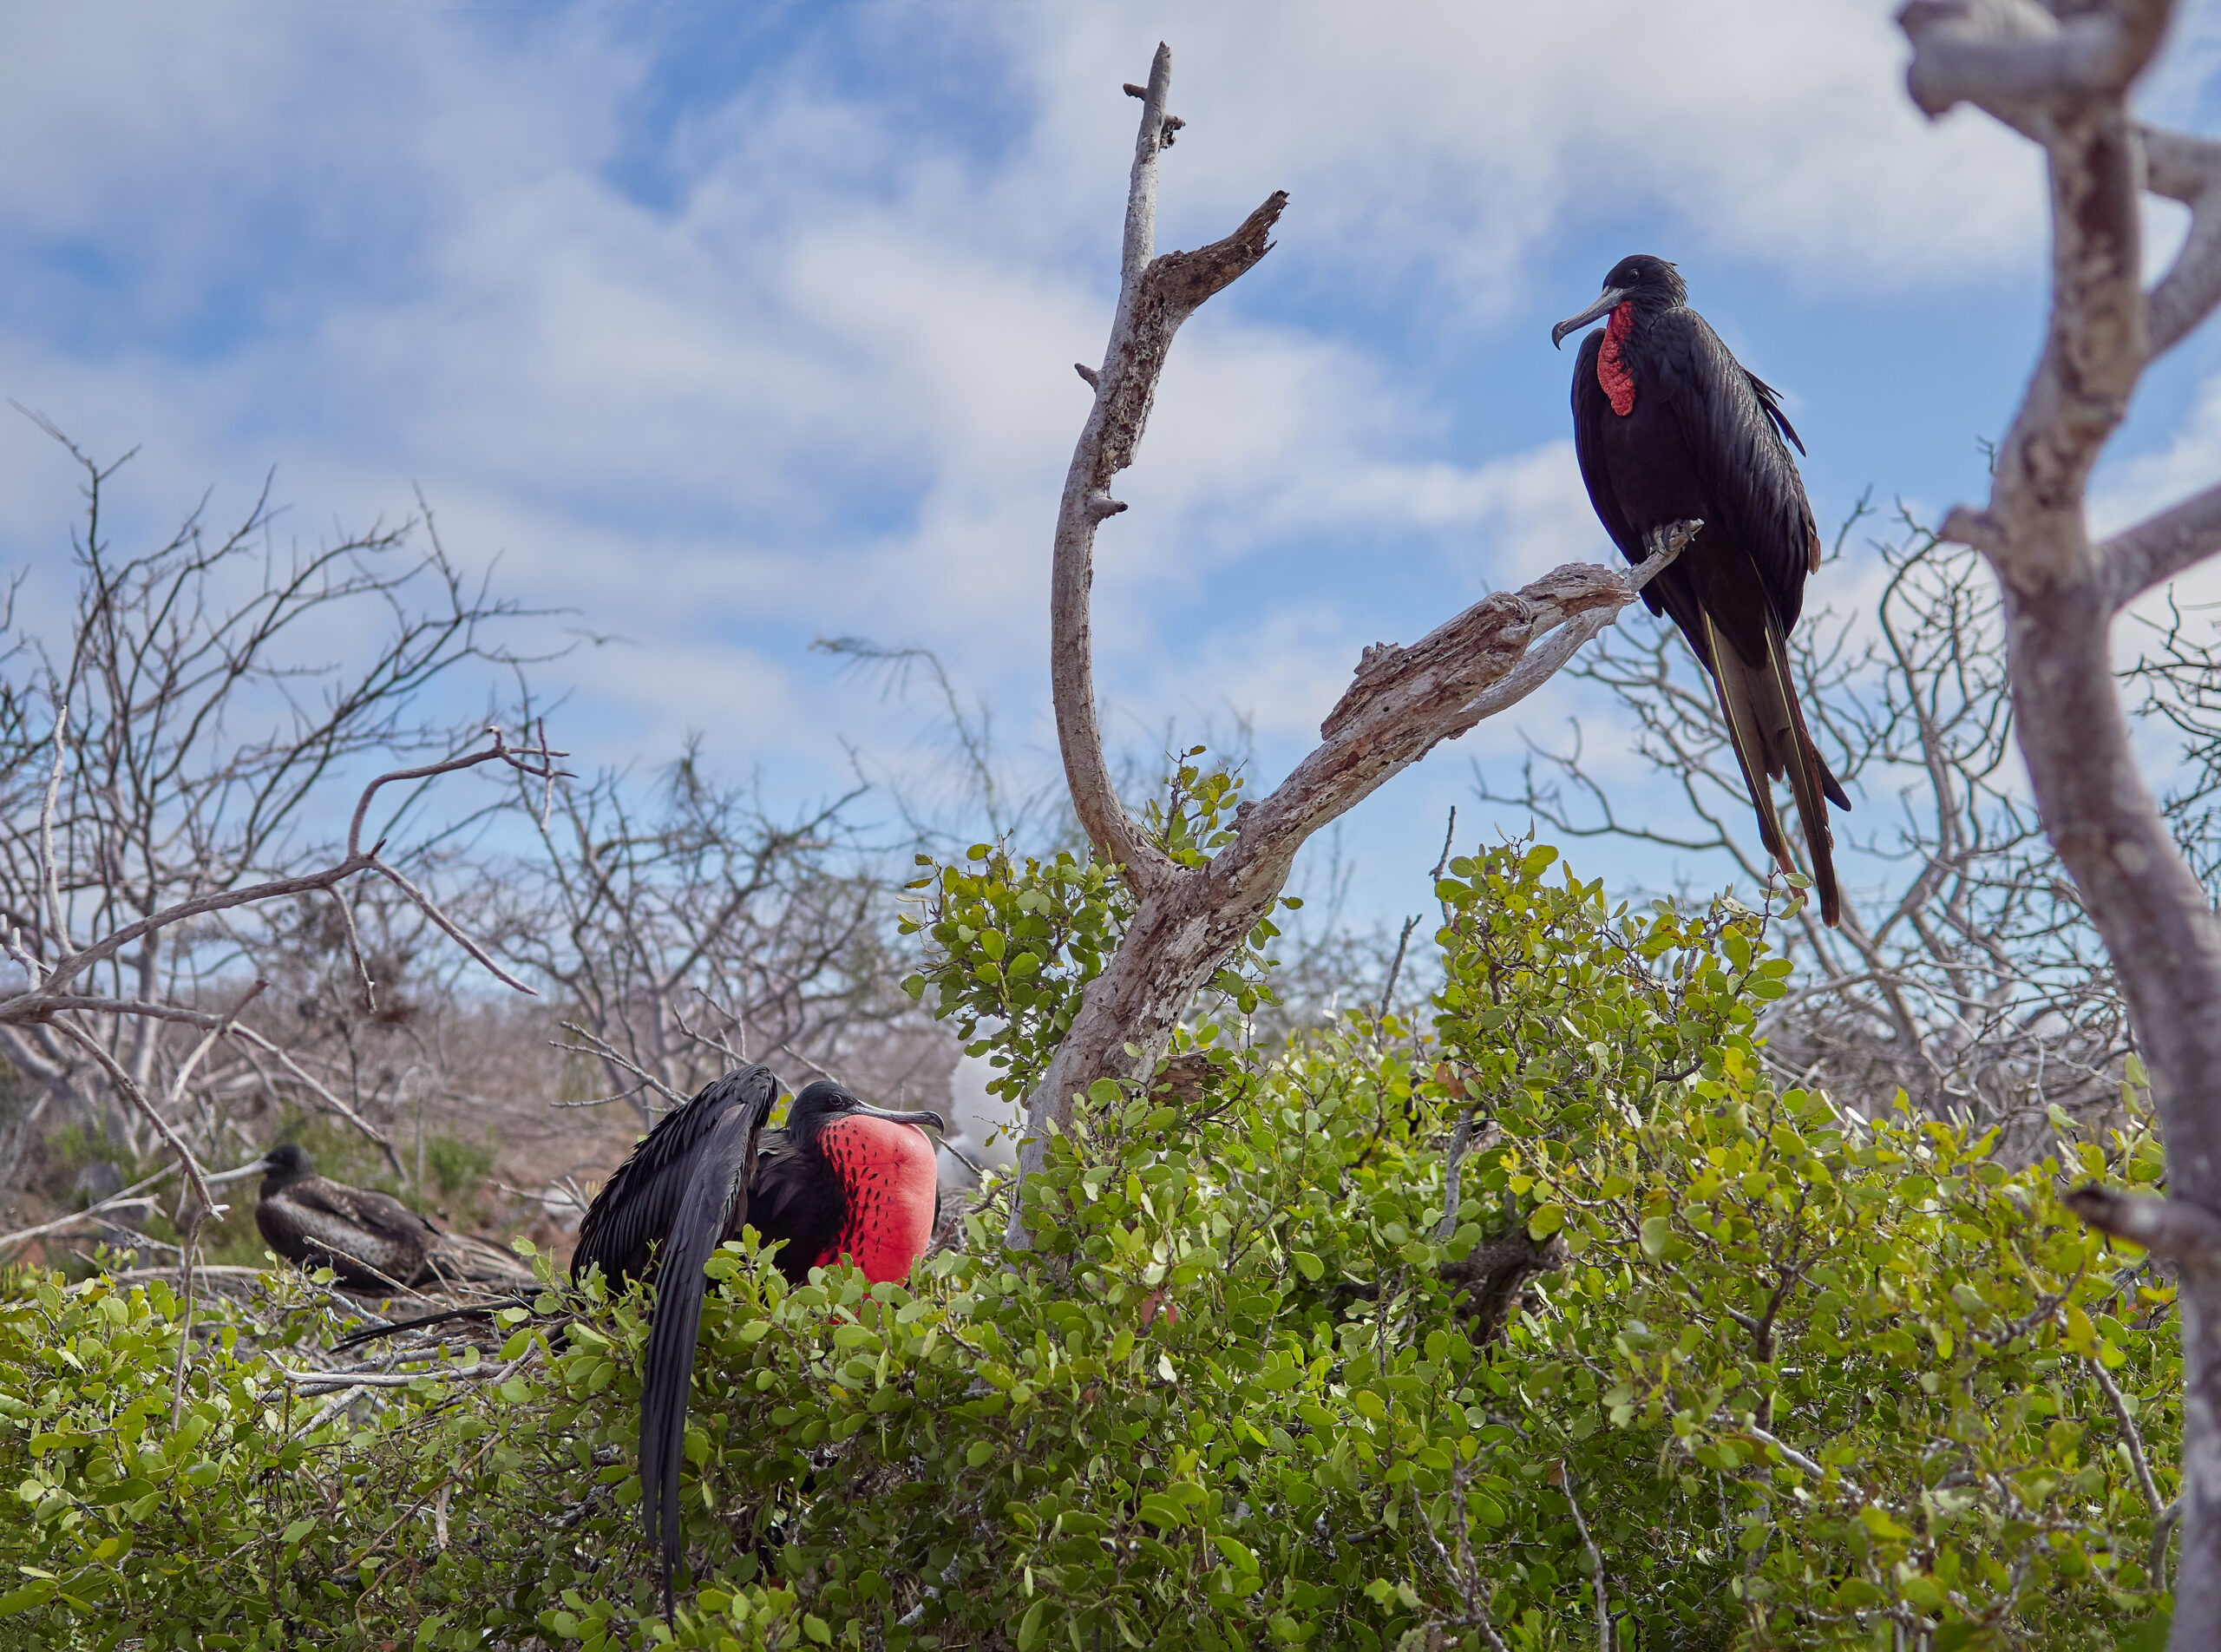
1010 42 1694 1242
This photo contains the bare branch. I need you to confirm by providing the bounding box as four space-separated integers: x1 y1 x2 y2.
2062 1184 2221 1268
2140 126 2221 353
1899 0 2168 119
1051 41 1285 895
1012 45 1702 1243
0 1160 180 1254
2100 478 2221 611
49 1016 219 1216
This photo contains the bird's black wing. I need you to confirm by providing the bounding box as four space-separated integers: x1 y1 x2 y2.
571 1065 777 1622
1744 370 1805 456
1649 309 1821 633
572 1066 779 1288
639 1098 766 1620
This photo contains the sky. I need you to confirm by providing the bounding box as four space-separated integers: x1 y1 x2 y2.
3 1 2221 933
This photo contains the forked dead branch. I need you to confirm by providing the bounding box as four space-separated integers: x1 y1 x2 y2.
1010 43 1699 1241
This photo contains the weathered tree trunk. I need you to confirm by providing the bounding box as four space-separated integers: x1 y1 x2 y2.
1900 2 2221 1636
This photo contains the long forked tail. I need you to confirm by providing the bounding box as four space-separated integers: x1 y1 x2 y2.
1700 611 1846 928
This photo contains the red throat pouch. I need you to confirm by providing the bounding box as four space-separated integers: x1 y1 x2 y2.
812 1116 938 1282
1598 303 1635 416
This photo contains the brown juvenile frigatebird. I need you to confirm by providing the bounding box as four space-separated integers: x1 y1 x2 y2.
245 1143 534 1290
1553 255 1850 927
570 1065 945 1618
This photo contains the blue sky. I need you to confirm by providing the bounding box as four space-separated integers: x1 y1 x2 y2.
4 2 2220 930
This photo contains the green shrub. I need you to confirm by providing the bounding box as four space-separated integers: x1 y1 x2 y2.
0 842 2178 1649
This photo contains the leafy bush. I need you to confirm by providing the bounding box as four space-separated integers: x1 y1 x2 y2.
0 843 2180 1649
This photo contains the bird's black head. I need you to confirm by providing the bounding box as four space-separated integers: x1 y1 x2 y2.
785 1079 946 1150
255 1142 313 1191
1551 255 1686 348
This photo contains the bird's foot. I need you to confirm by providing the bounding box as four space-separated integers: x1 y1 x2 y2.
1630 519 1701 590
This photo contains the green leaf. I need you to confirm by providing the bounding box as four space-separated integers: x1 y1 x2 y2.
1018 1597 1053 1652
1858 1506 1915 1541
1638 1215 1674 1259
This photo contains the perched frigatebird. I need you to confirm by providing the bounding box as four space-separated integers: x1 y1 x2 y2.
1553 255 1850 927
570 1066 945 1618
244 1143 533 1291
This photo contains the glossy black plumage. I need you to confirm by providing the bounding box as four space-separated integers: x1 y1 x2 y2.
1555 255 1850 927
571 1067 944 1620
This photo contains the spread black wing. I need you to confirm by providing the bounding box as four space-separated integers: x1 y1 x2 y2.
572 1065 777 1619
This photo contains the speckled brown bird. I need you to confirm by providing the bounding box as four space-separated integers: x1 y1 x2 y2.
247 1144 529 1291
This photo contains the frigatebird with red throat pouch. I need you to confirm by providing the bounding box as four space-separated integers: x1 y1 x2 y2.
1553 254 1851 927
570 1065 945 1621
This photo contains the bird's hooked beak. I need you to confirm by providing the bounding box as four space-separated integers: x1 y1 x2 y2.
204 1154 278 1185
1552 285 1632 350
853 1101 947 1138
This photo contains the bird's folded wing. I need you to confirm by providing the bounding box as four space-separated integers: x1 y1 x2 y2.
638 1098 768 1614
290 1180 436 1245
1653 310 1822 632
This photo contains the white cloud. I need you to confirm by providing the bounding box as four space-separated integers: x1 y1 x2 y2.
0 0 2178 928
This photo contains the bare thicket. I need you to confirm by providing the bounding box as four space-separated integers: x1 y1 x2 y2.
0 436 934 1262
1895 0 2221 1634
497 745 939 1126
0 434 556 1230
1479 508 2221 1149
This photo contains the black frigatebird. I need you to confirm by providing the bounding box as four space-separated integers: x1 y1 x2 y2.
569 1066 946 1618
1553 255 1850 927
241 1143 535 1291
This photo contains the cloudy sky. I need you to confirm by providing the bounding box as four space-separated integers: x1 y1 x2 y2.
3 2 2219 928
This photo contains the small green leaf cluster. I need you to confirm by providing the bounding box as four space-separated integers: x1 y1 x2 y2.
1141 745 1245 870
897 844 1132 1102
